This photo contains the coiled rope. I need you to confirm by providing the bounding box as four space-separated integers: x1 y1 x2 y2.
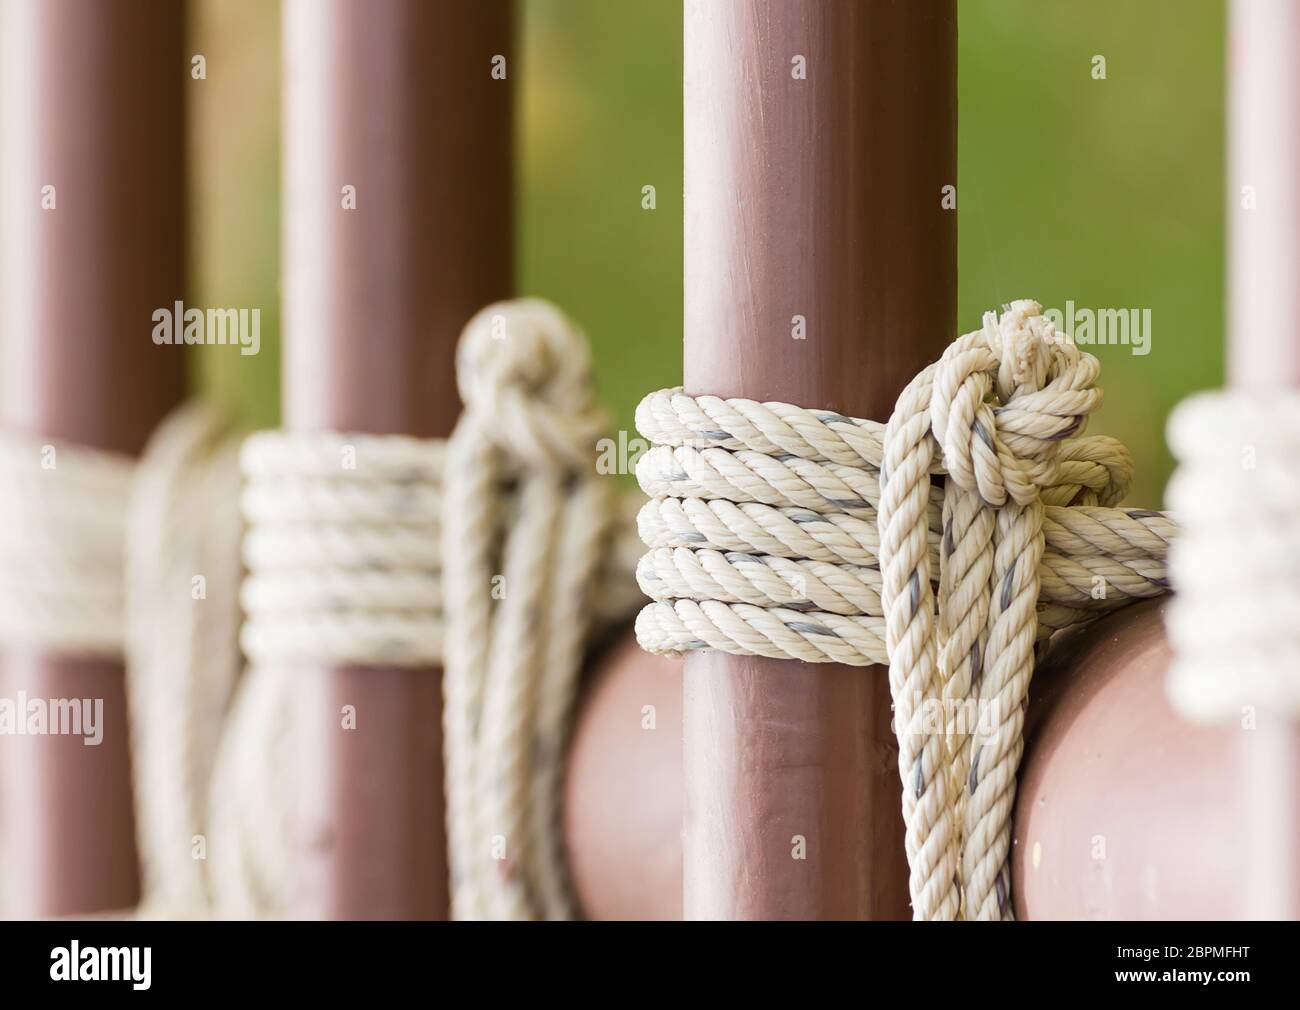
633 299 1176 920
0 406 247 918
224 298 642 920
0 433 135 657
240 431 448 667
1166 392 1300 721
0 405 409 918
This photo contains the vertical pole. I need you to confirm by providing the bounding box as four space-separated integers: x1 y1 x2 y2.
0 0 187 915
282 0 513 918
681 0 956 919
1227 0 1300 919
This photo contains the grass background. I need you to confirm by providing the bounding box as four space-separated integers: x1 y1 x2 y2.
192 0 1225 507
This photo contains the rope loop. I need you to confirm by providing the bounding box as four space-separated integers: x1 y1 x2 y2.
925 299 1104 508
456 298 608 469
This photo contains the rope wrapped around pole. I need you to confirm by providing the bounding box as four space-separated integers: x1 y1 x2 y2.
633 299 1176 920
1 296 646 922
1166 392 1300 721
0 405 248 918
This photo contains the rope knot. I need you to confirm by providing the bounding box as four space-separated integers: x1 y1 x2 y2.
456 298 607 468
984 298 1053 391
633 299 1163 922
928 299 1103 507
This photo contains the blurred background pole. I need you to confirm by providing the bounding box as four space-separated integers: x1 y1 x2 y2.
1226 0 1300 920
681 0 955 919
0 0 187 916
282 0 513 918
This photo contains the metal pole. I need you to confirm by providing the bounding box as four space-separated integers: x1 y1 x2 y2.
282 0 514 918
0 0 188 916
681 0 956 919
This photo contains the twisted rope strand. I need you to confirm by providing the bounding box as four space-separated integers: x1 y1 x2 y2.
124 405 244 916
475 471 562 920
878 363 960 919
529 476 616 919
441 423 496 919
935 479 993 909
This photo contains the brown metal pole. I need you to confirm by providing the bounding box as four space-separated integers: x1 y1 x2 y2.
1226 0 1300 919
282 0 513 919
0 0 187 915
681 0 955 919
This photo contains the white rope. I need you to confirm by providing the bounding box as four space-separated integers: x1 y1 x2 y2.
210 298 640 921
205 663 296 918
0 428 130 914
1166 391 1300 720
0 406 256 920
633 299 1175 921
198 427 451 919
201 299 641 921
0 295 644 923
240 431 446 668
442 298 632 920
0 432 134 657
124 404 244 917
118 404 306 921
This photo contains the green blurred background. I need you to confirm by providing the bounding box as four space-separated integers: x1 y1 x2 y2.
193 0 1224 507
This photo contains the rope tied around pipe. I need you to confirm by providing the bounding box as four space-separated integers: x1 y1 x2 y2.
633 299 1176 921
0 435 135 658
0 407 249 918
0 298 645 922
222 298 641 920
1166 392 1300 721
